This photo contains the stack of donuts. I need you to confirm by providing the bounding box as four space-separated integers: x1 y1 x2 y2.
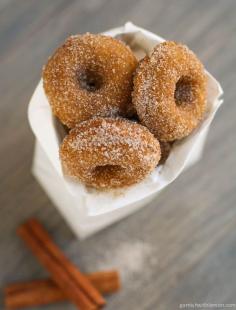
43 33 206 190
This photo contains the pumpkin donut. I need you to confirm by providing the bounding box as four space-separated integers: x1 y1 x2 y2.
60 117 161 189
43 33 138 128
133 41 207 141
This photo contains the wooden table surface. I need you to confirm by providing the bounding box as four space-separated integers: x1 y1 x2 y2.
1 0 236 309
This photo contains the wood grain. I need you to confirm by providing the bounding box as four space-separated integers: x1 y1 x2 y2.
0 0 236 309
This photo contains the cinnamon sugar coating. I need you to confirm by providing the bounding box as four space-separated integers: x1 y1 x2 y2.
60 117 161 189
43 34 138 128
133 41 207 141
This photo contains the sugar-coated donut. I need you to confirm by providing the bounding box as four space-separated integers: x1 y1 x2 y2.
43 34 138 128
60 117 161 189
133 41 207 141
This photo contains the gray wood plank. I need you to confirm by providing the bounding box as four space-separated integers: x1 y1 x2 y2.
0 0 236 309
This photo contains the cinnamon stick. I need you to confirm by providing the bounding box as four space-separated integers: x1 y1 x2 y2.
17 219 105 310
5 271 120 309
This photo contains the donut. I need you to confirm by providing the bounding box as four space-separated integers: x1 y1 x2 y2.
60 117 161 189
43 33 138 128
133 41 207 141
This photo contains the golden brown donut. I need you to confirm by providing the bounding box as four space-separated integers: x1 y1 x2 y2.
60 117 161 189
43 33 138 128
133 41 207 141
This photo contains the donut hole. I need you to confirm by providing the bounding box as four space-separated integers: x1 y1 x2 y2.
77 69 103 92
174 76 194 106
92 164 124 179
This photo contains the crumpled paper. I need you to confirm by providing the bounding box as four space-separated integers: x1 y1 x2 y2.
28 22 223 216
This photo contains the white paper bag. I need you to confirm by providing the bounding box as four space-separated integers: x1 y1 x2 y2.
28 22 223 238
